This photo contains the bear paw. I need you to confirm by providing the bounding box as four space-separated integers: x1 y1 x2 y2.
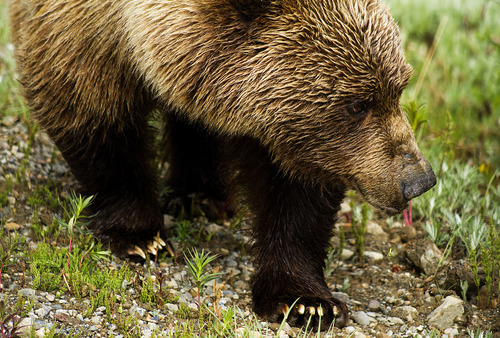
260 297 349 330
126 232 173 259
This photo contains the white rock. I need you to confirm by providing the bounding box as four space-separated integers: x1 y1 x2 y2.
340 202 351 214
352 311 374 326
345 326 356 334
19 288 35 298
8 196 16 206
17 318 33 336
390 305 418 322
36 327 49 338
420 243 443 275
364 251 384 262
206 223 223 234
35 306 51 318
444 328 460 337
341 249 355 260
166 303 179 312
427 296 464 330
91 316 101 325
166 280 178 288
387 316 404 325
366 221 388 241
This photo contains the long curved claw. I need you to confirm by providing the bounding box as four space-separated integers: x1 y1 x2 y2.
127 245 146 259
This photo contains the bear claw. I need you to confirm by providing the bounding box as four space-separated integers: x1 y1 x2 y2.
126 232 172 259
332 305 340 316
127 245 146 259
281 304 289 315
268 297 348 329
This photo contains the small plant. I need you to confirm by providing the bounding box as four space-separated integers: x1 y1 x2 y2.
0 232 26 291
403 101 429 142
140 274 155 305
185 248 223 318
174 220 197 257
349 196 371 262
460 280 469 302
0 300 24 338
467 328 493 338
423 219 448 246
56 193 94 269
0 191 8 208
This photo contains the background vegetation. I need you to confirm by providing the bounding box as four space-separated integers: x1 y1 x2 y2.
0 0 499 336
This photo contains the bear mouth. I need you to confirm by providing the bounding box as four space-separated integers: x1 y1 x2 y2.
351 180 406 216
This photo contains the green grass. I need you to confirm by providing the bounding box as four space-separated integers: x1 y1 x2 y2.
386 0 500 168
0 0 27 117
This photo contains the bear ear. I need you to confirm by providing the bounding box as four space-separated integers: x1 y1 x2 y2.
230 0 272 22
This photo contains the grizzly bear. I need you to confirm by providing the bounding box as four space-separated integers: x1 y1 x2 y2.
10 0 436 328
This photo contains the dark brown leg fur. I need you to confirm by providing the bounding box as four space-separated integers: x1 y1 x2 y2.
163 115 231 219
233 138 349 329
50 118 164 256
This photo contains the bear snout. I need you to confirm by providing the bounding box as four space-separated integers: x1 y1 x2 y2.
401 163 436 201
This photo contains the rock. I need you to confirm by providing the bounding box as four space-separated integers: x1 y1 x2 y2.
130 305 146 317
364 251 384 262
404 239 443 275
340 202 351 214
341 248 355 260
19 288 36 299
352 311 374 326
366 221 388 241
427 296 464 330
386 296 398 304
35 306 51 318
387 317 404 325
141 327 152 338
331 292 349 304
421 243 443 275
367 299 380 311
444 328 459 337
18 317 34 336
35 327 47 338
91 316 101 325
166 280 178 288
398 226 417 242
206 223 223 234
389 306 418 322
163 215 175 229
166 303 178 312
45 294 55 302
345 326 356 334
178 293 193 304
5 222 21 231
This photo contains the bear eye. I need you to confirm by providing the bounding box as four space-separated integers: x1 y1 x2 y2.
348 100 369 118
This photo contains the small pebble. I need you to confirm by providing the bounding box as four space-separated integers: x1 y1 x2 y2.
352 311 374 326
368 299 380 311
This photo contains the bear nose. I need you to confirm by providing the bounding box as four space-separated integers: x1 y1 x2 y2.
402 169 436 201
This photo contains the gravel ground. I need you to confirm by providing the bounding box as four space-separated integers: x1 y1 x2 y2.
1 116 499 337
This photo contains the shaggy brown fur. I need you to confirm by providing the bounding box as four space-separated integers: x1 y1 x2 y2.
10 0 435 328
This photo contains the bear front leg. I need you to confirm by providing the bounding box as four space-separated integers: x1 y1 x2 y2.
235 141 349 329
50 122 165 258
